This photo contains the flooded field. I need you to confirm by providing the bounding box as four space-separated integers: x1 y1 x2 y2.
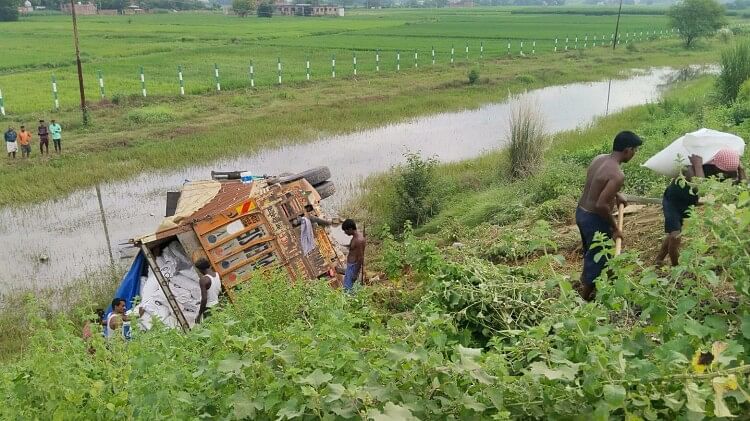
0 67 707 293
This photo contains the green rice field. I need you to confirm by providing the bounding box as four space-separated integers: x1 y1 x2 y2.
0 8 674 114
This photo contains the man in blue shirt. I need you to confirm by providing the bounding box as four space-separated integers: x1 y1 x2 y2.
4 126 17 159
49 120 62 153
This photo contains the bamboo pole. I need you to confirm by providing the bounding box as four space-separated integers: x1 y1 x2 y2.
615 203 624 255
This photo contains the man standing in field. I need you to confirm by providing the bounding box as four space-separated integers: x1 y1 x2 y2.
38 120 49 155
18 125 32 158
340 219 366 292
4 126 17 159
49 119 62 153
576 131 642 301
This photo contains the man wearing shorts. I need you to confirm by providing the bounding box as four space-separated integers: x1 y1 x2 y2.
38 120 49 155
4 126 17 159
576 131 642 301
656 149 744 266
340 219 366 292
49 119 62 153
18 126 32 158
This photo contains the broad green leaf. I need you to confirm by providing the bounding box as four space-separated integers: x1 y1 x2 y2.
368 402 418 421
469 368 496 385
325 383 346 403
528 361 578 381
684 382 707 414
676 297 698 315
299 369 333 388
232 393 258 419
217 355 249 373
683 320 712 338
741 315 750 340
712 376 737 418
461 394 487 412
603 384 626 408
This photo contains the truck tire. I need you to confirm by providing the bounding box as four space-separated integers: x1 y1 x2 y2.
314 181 336 200
283 167 331 186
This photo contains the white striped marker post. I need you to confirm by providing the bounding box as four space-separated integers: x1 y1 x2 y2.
431 46 435 65
331 54 336 78
532 40 536 55
214 64 221 91
353 52 357 76
575 36 578 50
554 37 558 52
0 88 5 116
584 34 588 49
520 41 524 55
249 61 255 87
178 66 185 96
565 36 568 51
97 69 105 99
465 42 468 60
480 41 484 59
414 50 418 68
376 49 380 72
277 58 282 85
602 33 606 46
593 35 597 47
611 33 615 46
139 67 146 97
51 75 60 110
451 45 455 65
306 56 310 80
396 50 400 71
507 41 511 56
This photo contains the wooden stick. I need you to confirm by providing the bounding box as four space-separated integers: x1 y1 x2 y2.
615 203 625 255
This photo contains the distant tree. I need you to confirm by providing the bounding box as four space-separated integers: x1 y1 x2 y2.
0 0 20 21
232 0 254 16
256 1 273 17
668 0 727 47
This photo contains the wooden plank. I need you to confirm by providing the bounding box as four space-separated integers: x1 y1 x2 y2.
140 244 190 333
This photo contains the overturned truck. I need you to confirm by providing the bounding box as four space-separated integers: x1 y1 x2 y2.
117 167 344 332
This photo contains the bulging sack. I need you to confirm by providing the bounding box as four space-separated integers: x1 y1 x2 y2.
642 128 745 177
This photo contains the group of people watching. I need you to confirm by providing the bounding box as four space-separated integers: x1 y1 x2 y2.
3 119 62 159
576 131 745 301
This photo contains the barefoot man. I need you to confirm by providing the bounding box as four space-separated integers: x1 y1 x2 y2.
576 131 642 301
341 219 365 292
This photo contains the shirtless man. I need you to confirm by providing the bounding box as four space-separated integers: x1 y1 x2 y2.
341 219 366 292
576 131 642 301
195 258 221 324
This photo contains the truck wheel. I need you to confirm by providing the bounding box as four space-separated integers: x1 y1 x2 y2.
314 181 336 200
283 167 331 186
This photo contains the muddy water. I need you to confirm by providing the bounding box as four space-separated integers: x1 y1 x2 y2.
0 67 706 293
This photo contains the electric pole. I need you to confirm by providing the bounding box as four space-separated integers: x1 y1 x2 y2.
70 0 89 125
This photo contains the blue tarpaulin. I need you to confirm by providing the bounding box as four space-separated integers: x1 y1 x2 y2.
106 251 146 315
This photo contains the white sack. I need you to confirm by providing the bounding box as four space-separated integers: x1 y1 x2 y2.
642 128 745 177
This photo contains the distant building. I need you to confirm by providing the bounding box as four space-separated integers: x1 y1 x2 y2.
61 2 98 15
275 3 344 16
448 0 474 7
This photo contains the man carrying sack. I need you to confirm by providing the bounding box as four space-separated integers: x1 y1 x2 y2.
656 149 744 267
576 131 642 301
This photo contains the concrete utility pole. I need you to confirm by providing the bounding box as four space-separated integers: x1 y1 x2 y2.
612 0 623 51
70 0 89 125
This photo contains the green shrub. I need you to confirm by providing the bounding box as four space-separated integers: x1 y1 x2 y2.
507 98 548 179
738 79 750 102
515 74 535 84
126 106 177 124
716 40 750 104
730 100 750 124
392 152 439 230
467 69 479 85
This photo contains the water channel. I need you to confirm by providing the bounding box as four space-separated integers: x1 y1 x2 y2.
0 66 709 293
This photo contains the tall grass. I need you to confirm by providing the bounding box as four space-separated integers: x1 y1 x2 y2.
507 96 548 179
716 40 750 104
